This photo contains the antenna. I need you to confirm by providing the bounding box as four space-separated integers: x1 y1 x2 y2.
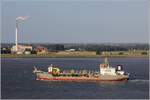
104 51 109 68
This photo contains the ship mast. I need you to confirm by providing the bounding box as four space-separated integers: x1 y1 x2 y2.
104 52 109 68
104 57 109 68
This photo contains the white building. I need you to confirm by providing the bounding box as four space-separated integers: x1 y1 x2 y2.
65 49 76 52
11 45 32 54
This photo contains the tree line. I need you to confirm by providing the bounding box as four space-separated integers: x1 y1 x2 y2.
1 43 149 54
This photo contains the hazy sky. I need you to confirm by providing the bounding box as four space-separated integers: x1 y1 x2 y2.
1 0 149 43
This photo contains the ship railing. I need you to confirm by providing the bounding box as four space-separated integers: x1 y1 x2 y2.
59 69 100 77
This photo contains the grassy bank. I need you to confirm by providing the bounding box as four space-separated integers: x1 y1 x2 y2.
1 51 149 58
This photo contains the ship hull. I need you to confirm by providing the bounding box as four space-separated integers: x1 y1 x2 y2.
35 72 129 82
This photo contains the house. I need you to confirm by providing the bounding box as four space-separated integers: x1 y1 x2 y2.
35 46 48 54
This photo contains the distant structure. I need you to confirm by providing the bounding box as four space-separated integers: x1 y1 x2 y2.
11 16 32 54
65 49 76 52
35 46 48 54
11 45 32 54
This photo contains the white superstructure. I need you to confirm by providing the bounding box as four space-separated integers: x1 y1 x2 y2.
100 67 116 75
99 57 125 76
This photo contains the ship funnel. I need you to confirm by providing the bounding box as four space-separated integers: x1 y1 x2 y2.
117 65 122 71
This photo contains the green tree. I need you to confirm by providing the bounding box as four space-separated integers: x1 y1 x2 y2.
96 50 101 55
118 52 124 55
141 52 147 55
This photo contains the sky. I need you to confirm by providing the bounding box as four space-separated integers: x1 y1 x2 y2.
1 0 149 43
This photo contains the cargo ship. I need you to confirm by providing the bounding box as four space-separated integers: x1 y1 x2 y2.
33 57 129 82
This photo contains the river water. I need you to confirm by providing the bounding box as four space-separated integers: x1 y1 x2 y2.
1 57 149 99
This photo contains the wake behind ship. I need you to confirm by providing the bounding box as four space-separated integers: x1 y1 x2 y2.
33 57 129 82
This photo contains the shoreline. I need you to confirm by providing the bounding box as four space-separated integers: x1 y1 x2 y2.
1 54 149 58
